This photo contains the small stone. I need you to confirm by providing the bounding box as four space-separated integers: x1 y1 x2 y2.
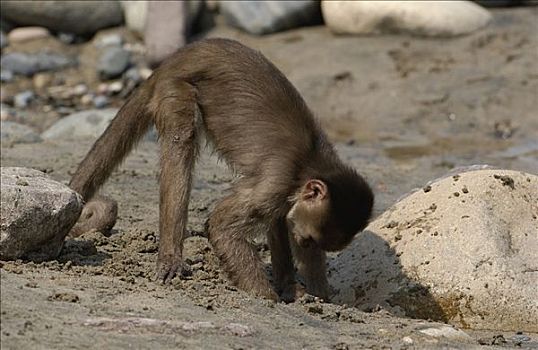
139 67 153 80
0 69 13 82
14 90 35 108
93 95 109 109
402 336 414 344
108 81 123 94
8 27 50 43
419 326 471 341
73 84 88 96
80 94 94 106
97 47 130 80
57 32 77 44
124 67 142 83
32 73 51 90
423 185 432 193
94 33 123 47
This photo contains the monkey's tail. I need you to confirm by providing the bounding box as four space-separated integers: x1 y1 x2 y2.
68 86 153 235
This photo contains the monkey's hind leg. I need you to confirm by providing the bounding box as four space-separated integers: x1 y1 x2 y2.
208 191 278 301
153 81 199 283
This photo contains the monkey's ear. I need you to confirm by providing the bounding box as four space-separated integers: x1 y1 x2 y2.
302 179 328 201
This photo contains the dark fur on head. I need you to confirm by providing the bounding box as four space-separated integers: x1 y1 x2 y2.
317 166 374 251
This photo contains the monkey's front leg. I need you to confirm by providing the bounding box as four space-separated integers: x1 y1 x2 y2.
267 220 300 302
208 194 278 301
291 240 330 301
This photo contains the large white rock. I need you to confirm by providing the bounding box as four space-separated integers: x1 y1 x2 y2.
0 167 82 260
329 169 538 332
322 1 492 37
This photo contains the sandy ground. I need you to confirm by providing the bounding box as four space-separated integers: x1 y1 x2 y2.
1 7 537 349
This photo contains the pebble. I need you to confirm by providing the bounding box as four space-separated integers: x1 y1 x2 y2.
93 95 109 109
107 81 124 94
73 84 88 96
32 73 51 90
7 26 50 43
94 33 123 48
124 67 142 84
97 47 130 80
14 90 35 108
0 52 75 76
0 69 13 82
80 94 94 106
57 32 77 44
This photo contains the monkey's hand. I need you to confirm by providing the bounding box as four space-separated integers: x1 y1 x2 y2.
155 253 192 284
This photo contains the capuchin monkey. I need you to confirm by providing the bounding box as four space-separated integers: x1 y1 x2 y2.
69 38 374 302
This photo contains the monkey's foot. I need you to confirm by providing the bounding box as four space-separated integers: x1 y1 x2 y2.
278 283 306 303
155 255 192 284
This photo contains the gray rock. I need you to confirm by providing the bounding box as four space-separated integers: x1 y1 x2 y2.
0 167 82 260
41 108 118 140
322 1 491 37
0 52 75 76
220 1 321 35
330 169 538 332
97 47 130 80
14 90 35 108
93 95 109 109
0 31 7 49
1 121 42 145
0 69 13 82
1 1 123 35
124 67 142 84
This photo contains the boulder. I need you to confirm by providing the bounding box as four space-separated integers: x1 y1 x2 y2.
41 109 118 140
0 167 82 260
0 121 42 145
220 0 322 35
0 52 75 76
322 1 491 37
0 1 123 35
329 169 538 332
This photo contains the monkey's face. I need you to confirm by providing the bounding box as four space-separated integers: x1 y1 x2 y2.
287 179 332 250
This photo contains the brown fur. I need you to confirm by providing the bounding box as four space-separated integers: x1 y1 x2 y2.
69 38 374 301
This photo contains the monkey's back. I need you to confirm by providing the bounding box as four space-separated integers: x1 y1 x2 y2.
153 39 329 179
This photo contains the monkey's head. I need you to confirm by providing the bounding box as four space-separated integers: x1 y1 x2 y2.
287 169 374 252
